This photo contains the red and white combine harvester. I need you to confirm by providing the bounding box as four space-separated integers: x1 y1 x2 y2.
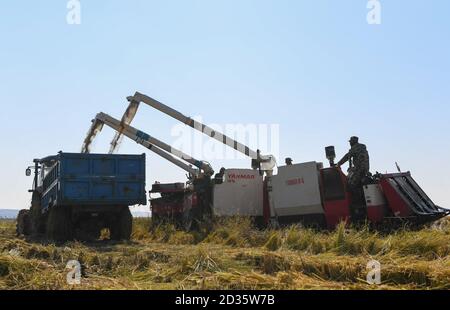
212 149 448 229
83 92 449 230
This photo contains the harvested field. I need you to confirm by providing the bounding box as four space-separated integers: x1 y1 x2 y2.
0 217 449 290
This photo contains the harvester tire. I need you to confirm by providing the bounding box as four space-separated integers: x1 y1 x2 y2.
46 206 73 242
16 209 31 236
109 207 132 241
150 214 161 230
181 209 193 232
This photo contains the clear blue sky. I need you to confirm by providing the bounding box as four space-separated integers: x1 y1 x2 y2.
0 1 449 211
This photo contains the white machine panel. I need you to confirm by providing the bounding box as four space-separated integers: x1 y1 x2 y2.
363 184 386 207
271 162 324 216
213 169 264 216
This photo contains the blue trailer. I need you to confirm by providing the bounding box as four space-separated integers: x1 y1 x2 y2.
17 152 147 241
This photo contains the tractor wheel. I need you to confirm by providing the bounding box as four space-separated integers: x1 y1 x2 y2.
30 192 46 236
16 209 31 236
46 206 73 242
109 207 132 241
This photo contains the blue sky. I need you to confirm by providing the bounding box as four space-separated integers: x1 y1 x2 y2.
0 1 449 211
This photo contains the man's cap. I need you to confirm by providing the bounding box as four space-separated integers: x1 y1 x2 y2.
285 157 293 162
349 136 359 143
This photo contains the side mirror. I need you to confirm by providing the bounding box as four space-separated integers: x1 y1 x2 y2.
26 168 32 176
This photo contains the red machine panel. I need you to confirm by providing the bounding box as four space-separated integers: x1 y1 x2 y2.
319 167 351 229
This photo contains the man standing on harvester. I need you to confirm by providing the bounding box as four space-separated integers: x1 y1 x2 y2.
337 136 370 220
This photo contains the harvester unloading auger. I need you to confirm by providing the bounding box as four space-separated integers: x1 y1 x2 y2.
83 92 449 230
83 112 214 177
82 112 215 230
101 91 277 173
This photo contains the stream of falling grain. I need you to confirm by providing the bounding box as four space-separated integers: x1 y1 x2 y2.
109 101 140 154
81 120 104 154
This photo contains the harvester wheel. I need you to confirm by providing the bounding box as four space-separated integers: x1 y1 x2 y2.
150 214 161 230
181 209 193 232
46 206 73 242
16 209 32 236
109 207 132 241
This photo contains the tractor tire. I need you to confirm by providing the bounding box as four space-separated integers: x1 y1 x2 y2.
46 206 73 242
30 192 46 236
16 209 31 236
109 207 132 241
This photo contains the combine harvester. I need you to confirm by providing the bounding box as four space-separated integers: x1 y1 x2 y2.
83 92 449 230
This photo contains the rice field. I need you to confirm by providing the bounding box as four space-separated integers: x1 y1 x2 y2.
0 217 449 290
